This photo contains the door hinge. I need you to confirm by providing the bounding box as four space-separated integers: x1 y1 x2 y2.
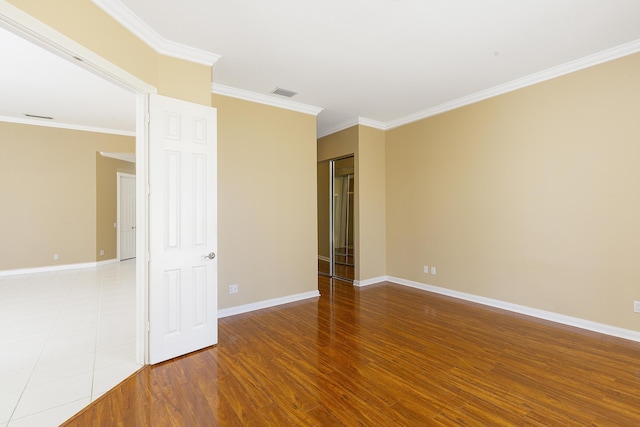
146 252 150 262
145 112 151 124
146 321 151 332
146 183 151 196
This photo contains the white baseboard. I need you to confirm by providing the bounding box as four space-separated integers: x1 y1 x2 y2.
354 276 389 287
218 290 321 318
0 259 119 277
97 259 121 267
385 276 640 343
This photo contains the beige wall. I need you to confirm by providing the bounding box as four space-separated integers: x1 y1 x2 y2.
96 154 136 261
7 0 212 105
317 161 330 259
318 126 357 162
212 94 318 309
0 122 134 270
386 52 640 331
357 125 386 281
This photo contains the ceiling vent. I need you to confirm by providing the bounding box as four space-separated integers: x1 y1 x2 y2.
271 87 297 98
25 113 53 120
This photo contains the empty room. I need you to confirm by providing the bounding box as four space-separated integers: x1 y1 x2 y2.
1 0 640 425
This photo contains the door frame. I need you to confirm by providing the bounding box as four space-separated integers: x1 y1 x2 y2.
0 3 155 364
117 172 136 261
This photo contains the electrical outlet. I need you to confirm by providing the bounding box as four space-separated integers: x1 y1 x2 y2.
53 253 59 261
100 249 105 256
424 265 429 274
634 301 640 313
229 284 239 294
431 266 436 275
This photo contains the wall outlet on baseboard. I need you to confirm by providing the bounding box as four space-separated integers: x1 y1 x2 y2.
423 265 429 274
100 249 105 256
634 301 640 313
53 253 59 261
431 266 437 275
229 284 239 294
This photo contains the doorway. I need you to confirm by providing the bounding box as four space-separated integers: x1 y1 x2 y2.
0 15 147 424
317 155 355 282
0 12 155 369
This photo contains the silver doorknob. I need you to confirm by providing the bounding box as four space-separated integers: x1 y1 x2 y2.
204 252 216 260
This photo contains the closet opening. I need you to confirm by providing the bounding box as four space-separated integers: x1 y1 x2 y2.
318 155 355 282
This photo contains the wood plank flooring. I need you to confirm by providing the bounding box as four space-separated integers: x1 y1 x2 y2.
62 276 640 425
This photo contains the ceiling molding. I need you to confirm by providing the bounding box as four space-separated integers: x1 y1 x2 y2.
212 83 323 116
100 151 136 163
0 1 156 94
0 115 136 136
91 0 220 66
386 38 640 130
357 117 386 131
317 118 359 139
317 117 386 139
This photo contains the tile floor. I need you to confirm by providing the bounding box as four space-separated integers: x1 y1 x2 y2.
0 260 140 427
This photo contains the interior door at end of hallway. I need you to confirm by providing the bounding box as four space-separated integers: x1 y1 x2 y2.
148 94 218 364
119 174 136 260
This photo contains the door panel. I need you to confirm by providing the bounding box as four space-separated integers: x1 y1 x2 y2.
149 94 218 364
119 174 136 260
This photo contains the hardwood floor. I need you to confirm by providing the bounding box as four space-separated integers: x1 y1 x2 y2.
63 276 640 426
318 259 354 281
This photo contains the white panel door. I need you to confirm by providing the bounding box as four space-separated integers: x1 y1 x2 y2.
148 94 218 364
119 174 136 260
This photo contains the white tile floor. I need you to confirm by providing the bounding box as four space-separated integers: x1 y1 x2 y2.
0 260 140 427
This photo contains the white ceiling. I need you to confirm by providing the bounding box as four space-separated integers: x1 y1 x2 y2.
2 1 640 137
0 25 135 135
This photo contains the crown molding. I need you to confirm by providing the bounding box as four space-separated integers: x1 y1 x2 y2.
212 83 323 116
317 118 359 139
0 2 156 94
0 115 135 136
91 0 220 66
386 38 640 130
101 151 136 163
357 117 386 130
317 117 386 139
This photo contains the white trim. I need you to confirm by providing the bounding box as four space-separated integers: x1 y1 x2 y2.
212 83 323 116
385 39 640 130
386 276 640 344
90 0 220 66
135 93 150 365
0 259 118 277
317 38 640 138
0 114 136 136
218 290 321 318
101 152 136 163
356 117 386 131
318 118 358 139
318 117 386 139
353 275 389 287
318 255 330 263
0 2 155 95
96 259 120 267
